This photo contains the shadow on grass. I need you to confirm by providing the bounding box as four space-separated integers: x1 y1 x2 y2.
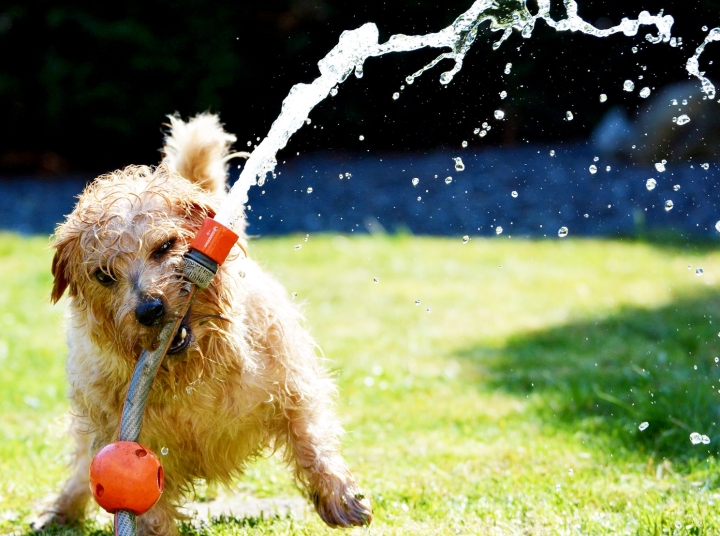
457 290 720 459
25 513 291 536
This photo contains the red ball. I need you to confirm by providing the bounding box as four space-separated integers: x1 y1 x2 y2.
89 441 164 515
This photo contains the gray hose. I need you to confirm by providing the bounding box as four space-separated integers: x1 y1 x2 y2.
114 285 199 534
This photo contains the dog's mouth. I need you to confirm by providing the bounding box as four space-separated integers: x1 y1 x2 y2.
167 315 193 354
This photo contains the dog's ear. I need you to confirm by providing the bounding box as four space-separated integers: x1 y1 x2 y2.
186 201 216 230
51 235 77 303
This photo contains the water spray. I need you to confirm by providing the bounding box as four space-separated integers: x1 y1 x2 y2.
86 1 717 534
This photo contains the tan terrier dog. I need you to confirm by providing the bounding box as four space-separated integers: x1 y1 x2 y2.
46 113 372 534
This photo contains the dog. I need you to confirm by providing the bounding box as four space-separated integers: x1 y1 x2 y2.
45 113 372 534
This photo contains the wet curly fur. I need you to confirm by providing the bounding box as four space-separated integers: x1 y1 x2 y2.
43 113 372 534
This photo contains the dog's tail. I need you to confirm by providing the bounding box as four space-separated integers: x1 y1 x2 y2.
161 113 249 194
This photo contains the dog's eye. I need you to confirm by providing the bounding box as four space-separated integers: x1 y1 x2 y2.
94 270 116 286
154 239 176 258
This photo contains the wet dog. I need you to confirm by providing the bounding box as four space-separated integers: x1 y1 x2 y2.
45 114 372 534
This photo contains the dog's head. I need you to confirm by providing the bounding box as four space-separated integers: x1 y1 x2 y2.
51 164 230 359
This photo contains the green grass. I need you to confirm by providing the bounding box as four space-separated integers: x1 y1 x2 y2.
3 232 720 534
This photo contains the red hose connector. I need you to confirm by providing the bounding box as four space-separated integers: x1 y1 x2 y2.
190 217 239 265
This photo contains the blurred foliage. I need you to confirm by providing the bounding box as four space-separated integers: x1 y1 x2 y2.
1 0 720 172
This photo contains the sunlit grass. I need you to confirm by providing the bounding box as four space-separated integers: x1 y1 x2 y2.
3 232 720 535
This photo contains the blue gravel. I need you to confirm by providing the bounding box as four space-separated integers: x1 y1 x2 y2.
1 144 719 239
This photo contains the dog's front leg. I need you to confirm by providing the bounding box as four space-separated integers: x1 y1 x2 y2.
282 384 373 528
39 416 94 529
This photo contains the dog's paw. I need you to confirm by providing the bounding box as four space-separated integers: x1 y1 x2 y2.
313 481 373 528
31 511 79 533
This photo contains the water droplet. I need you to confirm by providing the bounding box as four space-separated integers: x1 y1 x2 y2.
673 184 680 191
494 110 505 120
359 135 365 141
676 114 691 125
715 221 720 233
671 99 679 105
461 140 468 148
161 447 169 456
406 75 415 85
639 422 649 431
462 235 469 244
412 178 419 186
599 93 608 102
454 157 465 171
330 87 338 97
549 150 555 157
306 187 313 194
417 196 422 201
593 156 599 162
568 468 574 476
623 80 635 92
373 277 379 284
473 128 480 134
655 162 666 172
499 90 507 99
646 178 657 190
445 176 453 184
583 213 589 218
291 292 298 299
186 386 193 395
426 308 432 313
479 130 487 138
632 46 638 53
565 111 574 121
555 484 561 492
702 163 710 170
294 244 302 250
504 63 512 74
703 25 709 32
682 99 688 105
415 299 421 305
355 64 364 78
589 165 597 174
639 87 652 98
511 191 518 198
392 92 400 100
703 435 711 445
495 226 503 235
606 166 611 172
715 357 719 363
664 200 674 212
690 432 703 445
558 226 569 238
696 267 704 276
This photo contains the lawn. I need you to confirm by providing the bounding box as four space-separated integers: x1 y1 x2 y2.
2 232 720 535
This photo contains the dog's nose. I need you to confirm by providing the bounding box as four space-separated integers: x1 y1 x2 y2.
135 297 165 326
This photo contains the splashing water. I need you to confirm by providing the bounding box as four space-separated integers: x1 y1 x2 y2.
213 0 678 229
638 422 649 431
646 178 657 191
686 27 720 100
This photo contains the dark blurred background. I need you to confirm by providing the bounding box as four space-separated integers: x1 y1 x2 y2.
1 1 720 236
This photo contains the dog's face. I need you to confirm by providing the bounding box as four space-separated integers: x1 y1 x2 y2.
52 164 218 359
